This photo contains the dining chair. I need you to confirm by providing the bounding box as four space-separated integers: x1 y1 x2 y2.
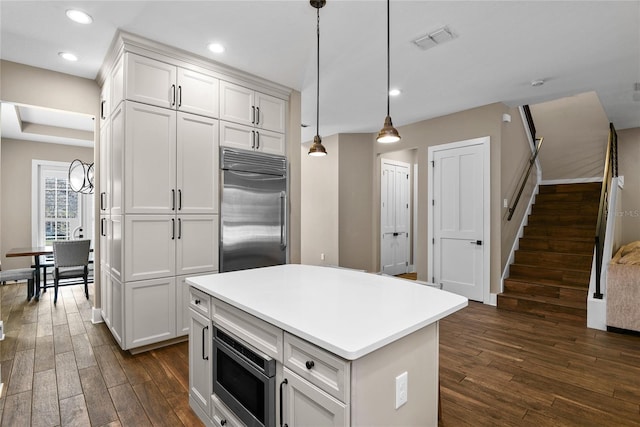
0 267 37 300
52 239 91 304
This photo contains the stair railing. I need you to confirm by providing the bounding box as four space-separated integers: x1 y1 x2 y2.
594 123 618 299
508 105 543 221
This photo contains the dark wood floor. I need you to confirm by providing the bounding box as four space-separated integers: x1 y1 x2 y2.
2 280 639 426
0 281 203 427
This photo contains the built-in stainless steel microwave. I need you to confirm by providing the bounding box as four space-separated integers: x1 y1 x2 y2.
212 327 276 427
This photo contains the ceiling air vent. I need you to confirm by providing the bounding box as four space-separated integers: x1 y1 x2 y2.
412 26 455 51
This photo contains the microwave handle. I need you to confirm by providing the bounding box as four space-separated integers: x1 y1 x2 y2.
280 379 288 427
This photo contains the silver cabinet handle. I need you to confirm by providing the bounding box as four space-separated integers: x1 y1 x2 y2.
172 189 176 211
202 325 208 360
100 100 106 119
280 379 288 427
171 218 175 240
178 218 182 239
256 131 260 150
178 189 182 210
178 85 182 107
252 106 256 124
171 84 176 106
280 191 287 250
255 106 260 125
100 192 106 211
100 218 106 236
251 131 256 149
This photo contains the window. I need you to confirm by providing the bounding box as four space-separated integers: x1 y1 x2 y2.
32 161 91 246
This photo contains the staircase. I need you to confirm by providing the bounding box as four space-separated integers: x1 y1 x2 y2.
498 182 602 325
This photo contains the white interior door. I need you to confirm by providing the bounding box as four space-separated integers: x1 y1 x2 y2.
432 141 486 301
380 160 410 275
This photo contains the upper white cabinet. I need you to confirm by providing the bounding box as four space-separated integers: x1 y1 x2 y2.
123 53 219 118
99 78 110 127
220 81 286 133
219 121 285 156
124 102 177 214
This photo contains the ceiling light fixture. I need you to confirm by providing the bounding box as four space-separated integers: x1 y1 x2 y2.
208 43 225 54
377 0 401 144
412 26 454 51
308 0 328 157
389 89 401 97
65 9 93 24
59 52 78 62
531 79 545 87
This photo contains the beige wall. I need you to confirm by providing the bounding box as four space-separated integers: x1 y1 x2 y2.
500 106 538 268
375 103 507 293
301 135 340 266
1 138 93 269
618 128 640 244
532 92 609 181
286 90 302 264
339 134 375 271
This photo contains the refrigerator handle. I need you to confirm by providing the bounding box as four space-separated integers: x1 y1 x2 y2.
280 191 287 250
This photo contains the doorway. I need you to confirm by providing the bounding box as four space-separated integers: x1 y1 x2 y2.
428 137 490 302
380 158 410 275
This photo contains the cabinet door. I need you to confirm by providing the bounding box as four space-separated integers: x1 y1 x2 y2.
220 81 254 126
124 215 176 282
189 308 211 414
176 215 219 276
125 53 176 109
99 123 110 213
255 129 286 156
255 92 286 133
125 277 177 349
111 277 124 347
110 55 124 114
177 68 219 118
220 121 255 151
177 113 219 214
110 215 123 282
110 102 125 216
100 268 111 327
99 215 110 269
124 102 177 214
100 79 110 127
283 368 348 427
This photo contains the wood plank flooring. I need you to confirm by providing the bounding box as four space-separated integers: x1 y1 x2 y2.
0 281 203 427
2 280 640 426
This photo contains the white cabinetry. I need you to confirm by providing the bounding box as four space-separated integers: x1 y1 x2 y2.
189 307 211 417
123 53 219 118
125 277 176 349
219 81 286 155
99 33 290 351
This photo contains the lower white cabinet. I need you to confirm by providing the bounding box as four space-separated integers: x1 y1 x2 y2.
211 394 245 427
110 277 124 347
189 307 211 416
124 277 176 349
100 269 112 328
282 367 348 427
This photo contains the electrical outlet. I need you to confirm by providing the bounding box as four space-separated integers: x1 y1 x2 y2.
503 198 508 208
320 253 325 261
395 371 408 409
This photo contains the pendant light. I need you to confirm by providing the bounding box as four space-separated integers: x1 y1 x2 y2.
308 0 328 156
376 0 401 144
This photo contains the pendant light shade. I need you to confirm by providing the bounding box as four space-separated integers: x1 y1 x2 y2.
308 135 327 156
308 0 328 156
377 0 401 144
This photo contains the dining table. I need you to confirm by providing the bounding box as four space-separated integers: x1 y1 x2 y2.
5 246 54 300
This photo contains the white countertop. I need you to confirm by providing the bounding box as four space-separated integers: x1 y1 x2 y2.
187 264 468 360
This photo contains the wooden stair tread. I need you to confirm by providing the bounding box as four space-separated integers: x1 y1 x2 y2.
510 261 591 274
498 292 587 310
505 276 589 291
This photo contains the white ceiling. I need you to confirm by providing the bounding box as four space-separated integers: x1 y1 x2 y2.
1 0 639 144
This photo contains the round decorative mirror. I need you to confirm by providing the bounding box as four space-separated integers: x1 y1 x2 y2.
68 159 94 194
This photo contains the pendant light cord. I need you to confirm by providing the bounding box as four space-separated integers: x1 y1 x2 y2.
316 7 320 138
386 0 390 117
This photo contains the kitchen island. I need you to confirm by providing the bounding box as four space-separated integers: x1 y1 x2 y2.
187 264 467 427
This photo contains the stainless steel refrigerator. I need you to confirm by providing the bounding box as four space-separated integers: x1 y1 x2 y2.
220 147 287 272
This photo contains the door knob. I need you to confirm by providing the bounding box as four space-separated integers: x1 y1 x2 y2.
469 240 482 245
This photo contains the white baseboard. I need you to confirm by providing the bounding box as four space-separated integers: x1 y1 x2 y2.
91 307 104 324
488 293 498 306
540 177 602 185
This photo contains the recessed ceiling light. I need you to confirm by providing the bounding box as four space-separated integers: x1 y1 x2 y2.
531 79 545 87
66 9 93 24
412 26 455 51
208 43 225 54
59 52 78 62
389 89 401 97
